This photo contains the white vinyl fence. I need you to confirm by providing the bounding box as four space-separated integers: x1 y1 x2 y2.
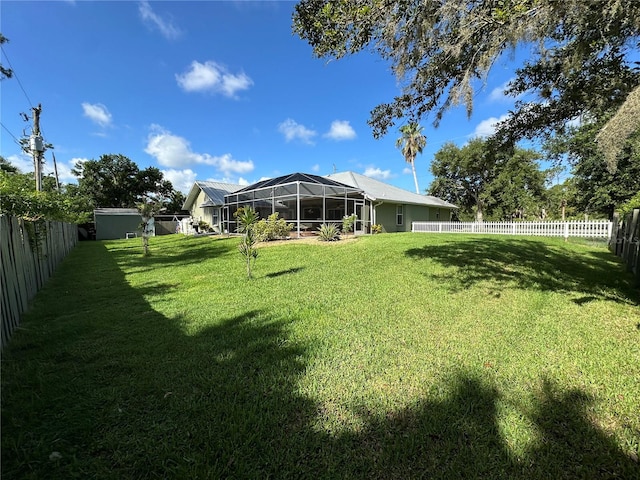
412 220 612 239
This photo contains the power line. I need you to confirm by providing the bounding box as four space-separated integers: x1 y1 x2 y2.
1 45 33 108
0 121 22 146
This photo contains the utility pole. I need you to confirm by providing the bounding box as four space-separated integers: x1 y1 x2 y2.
52 151 60 191
30 104 44 191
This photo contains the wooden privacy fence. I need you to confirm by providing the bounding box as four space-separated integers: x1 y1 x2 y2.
609 209 640 281
412 220 613 239
1 215 77 348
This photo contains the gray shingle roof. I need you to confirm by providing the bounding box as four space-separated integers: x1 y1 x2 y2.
183 181 243 210
326 171 457 209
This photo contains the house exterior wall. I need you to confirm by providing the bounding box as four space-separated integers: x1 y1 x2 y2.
95 215 142 240
188 190 222 231
374 203 402 232
374 203 454 232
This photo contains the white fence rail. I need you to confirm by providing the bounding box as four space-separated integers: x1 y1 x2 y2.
412 220 612 239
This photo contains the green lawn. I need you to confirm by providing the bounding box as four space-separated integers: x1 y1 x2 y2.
2 233 639 479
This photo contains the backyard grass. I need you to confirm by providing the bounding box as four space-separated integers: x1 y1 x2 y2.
2 233 639 479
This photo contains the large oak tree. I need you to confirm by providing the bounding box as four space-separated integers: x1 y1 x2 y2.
293 0 640 147
72 154 173 210
428 138 546 222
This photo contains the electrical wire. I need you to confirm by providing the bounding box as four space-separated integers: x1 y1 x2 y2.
1 121 22 146
1 45 34 108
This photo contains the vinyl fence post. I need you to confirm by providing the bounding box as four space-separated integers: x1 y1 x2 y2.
564 222 569 242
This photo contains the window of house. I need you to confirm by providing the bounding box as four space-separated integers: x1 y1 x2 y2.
212 208 219 226
396 205 404 225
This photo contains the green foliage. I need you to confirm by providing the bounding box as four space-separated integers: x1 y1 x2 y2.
72 154 174 210
317 223 340 241
165 190 187 214
371 223 382 234
234 206 260 278
293 1 640 142
0 156 18 173
253 212 294 242
546 122 640 218
198 220 213 233
341 214 357 235
0 169 90 224
617 191 640 218
428 138 546 221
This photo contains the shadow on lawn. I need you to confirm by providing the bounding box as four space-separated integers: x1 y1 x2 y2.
106 235 236 272
2 243 638 479
405 237 639 305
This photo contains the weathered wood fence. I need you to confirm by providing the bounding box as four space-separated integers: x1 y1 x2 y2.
1 215 77 348
609 209 640 281
412 220 612 239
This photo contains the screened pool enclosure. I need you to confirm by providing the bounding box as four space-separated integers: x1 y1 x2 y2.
224 173 370 237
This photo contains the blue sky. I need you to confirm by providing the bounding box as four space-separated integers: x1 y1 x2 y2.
1 0 530 194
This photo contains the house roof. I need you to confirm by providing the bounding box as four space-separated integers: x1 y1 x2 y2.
326 171 458 209
232 172 358 193
182 181 243 210
94 208 140 216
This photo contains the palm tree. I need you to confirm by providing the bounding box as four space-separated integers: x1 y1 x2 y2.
396 122 427 194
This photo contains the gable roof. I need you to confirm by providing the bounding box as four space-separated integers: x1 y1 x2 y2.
182 181 243 210
326 171 458 209
232 172 357 193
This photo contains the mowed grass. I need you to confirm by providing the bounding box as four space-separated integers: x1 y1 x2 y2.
2 233 639 479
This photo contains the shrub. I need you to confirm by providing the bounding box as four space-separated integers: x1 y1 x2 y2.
318 223 340 241
371 224 382 234
198 220 213 233
253 212 293 242
342 214 357 235
234 207 259 279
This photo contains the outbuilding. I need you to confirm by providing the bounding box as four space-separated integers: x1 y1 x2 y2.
94 208 151 241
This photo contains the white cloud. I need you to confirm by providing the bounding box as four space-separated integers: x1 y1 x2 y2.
473 114 510 137
48 155 80 183
565 115 583 129
206 176 250 186
176 61 253 97
138 0 181 40
311 164 320 172
402 167 412 175
145 125 254 176
6 154 33 175
363 167 392 180
81 102 112 127
8 153 83 184
278 118 317 144
161 168 197 194
488 78 525 103
324 120 356 140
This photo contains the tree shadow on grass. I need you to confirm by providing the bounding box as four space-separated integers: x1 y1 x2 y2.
405 237 639 305
106 235 237 272
2 243 638 478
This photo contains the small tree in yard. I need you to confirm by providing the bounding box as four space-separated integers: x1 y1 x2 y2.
235 206 259 279
137 196 163 256
342 214 357 236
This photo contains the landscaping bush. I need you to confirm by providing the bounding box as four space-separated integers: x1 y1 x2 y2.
342 214 357 235
317 223 340 241
253 212 294 242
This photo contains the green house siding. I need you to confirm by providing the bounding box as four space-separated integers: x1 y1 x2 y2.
95 215 142 240
374 203 454 232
